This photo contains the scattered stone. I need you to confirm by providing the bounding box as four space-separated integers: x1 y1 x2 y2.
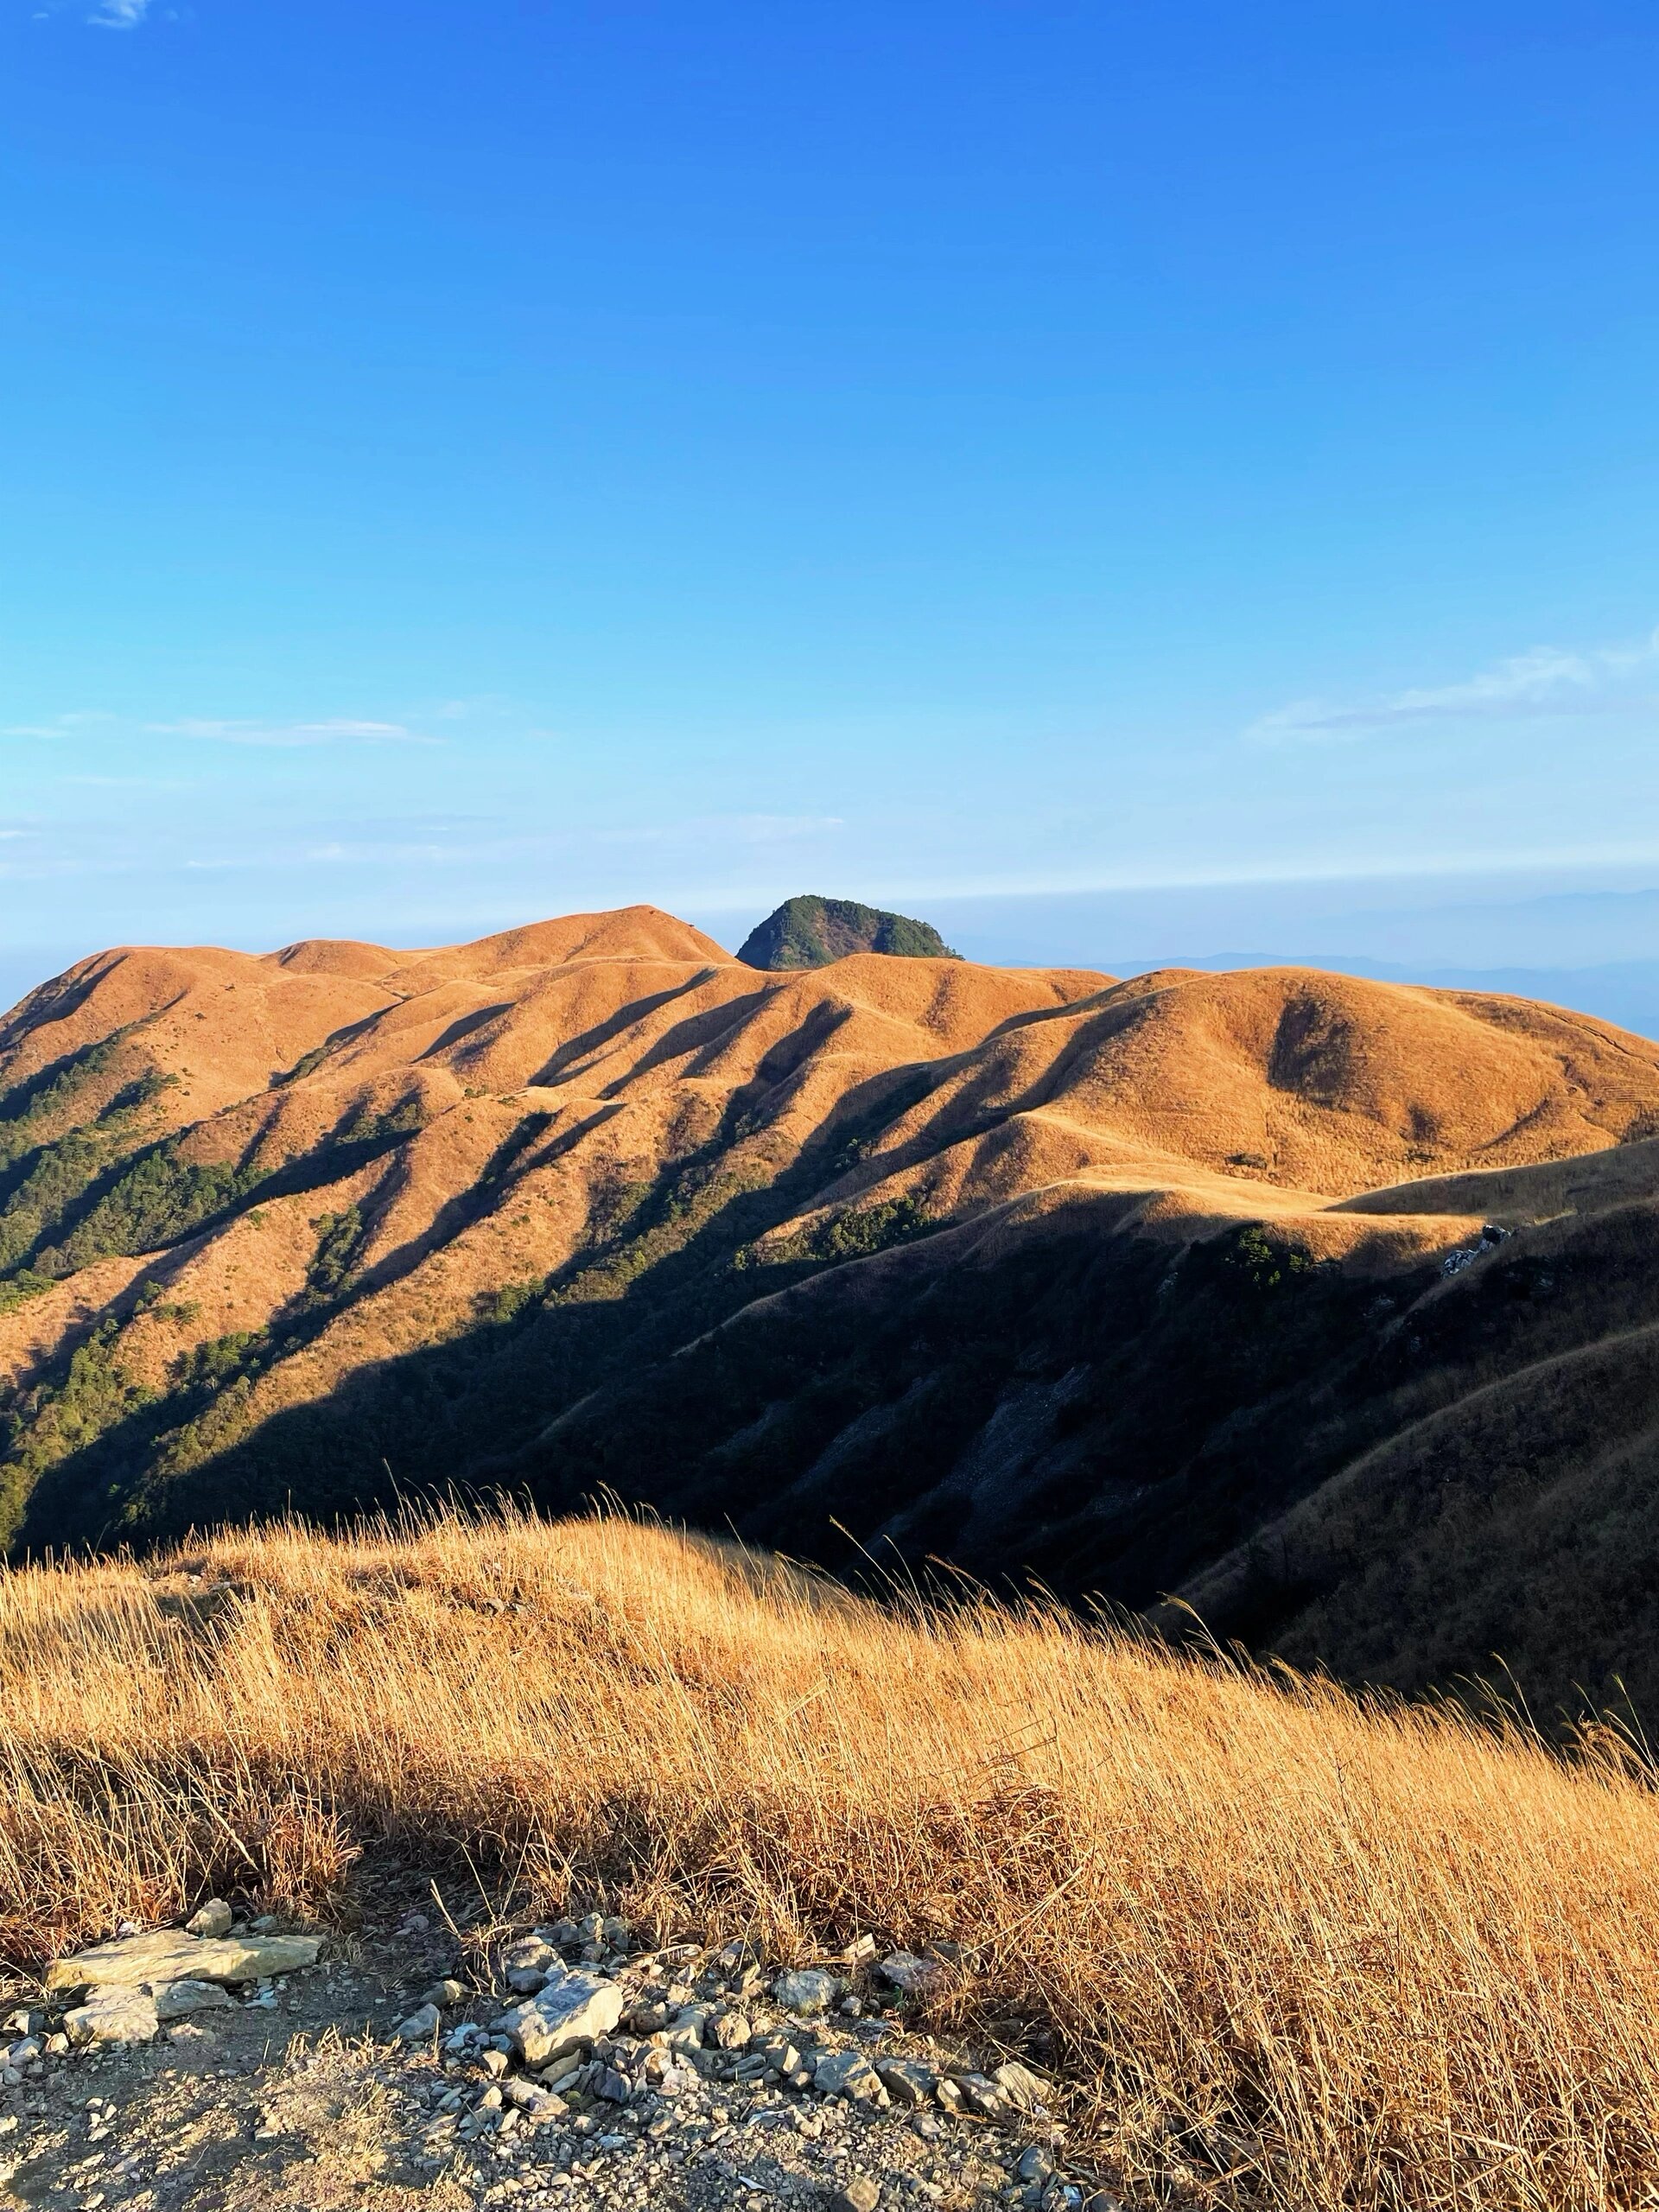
184 1899 233 1939
752 2031 802 2071
491 1967 626 2067
772 1967 840 2015
502 2079 566 2121
13 1901 1090 2212
813 2049 890 2107
878 1951 948 1996
953 2071 1007 2118
503 1935 560 1978
151 1980 232 2022
874 2056 935 2105
46 1927 322 1994
992 2059 1051 2112
832 2180 882 2212
64 1989 159 2046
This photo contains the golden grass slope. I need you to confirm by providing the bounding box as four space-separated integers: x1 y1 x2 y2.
3 1508 1656 2211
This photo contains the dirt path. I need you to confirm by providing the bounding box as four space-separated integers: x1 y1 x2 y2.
0 1862 1122 2212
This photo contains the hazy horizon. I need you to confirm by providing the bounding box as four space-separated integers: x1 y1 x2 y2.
8 861 1659 1041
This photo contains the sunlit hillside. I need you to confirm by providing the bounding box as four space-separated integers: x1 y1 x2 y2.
7 908 1659 1709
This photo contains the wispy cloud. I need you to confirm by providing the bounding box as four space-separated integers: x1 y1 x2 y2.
1249 628 1659 743
63 773 200 790
594 812 845 849
7 709 439 749
3 712 117 740
148 717 440 748
88 0 151 25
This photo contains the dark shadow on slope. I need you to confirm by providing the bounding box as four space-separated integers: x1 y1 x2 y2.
530 972 721 1086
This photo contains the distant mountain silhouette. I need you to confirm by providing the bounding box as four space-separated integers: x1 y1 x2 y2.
7 907 1659 1718
737 894 959 969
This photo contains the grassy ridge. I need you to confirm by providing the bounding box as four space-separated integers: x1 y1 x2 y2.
2 1508 1656 2209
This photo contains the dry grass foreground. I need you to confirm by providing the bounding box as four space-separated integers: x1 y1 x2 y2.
3 1512 1658 2209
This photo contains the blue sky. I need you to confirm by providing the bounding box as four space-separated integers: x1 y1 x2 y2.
4 1 1659 995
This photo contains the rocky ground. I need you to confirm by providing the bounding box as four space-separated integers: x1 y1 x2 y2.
0 1863 1135 2212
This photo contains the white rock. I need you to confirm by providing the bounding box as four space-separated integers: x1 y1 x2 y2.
772 1968 841 2015
185 1900 233 1939
490 1967 625 2067
152 1980 232 2022
395 2004 442 2042
64 1988 159 2046
47 1928 321 1994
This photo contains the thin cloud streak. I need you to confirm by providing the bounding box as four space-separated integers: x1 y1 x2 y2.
1249 627 1659 743
3 712 118 739
88 0 151 23
150 717 440 748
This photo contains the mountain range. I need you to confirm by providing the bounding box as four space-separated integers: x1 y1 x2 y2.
5 904 1659 1718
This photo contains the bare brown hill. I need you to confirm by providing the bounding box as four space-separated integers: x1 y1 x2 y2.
5 910 1659 1714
